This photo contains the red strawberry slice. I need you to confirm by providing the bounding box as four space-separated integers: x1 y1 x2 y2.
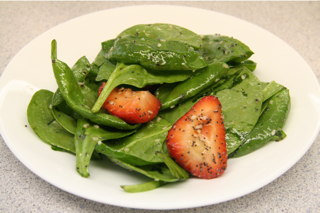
98 83 161 124
166 95 227 179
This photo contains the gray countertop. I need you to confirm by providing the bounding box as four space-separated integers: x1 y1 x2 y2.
1 1 319 212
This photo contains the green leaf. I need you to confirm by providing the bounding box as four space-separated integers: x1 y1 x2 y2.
52 56 91 106
156 152 189 180
158 62 229 110
198 34 254 64
215 68 264 154
95 60 116 81
51 40 139 130
121 180 166 193
51 107 77 134
109 157 185 183
232 89 290 157
75 118 95 177
92 62 192 113
75 119 136 177
107 35 207 71
262 81 285 102
27 89 75 153
117 23 202 49
95 117 171 166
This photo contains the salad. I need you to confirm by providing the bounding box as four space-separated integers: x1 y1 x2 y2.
27 23 290 193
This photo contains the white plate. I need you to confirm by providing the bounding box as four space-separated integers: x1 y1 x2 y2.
0 5 320 210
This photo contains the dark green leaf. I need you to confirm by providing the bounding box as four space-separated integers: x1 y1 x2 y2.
199 34 254 64
117 23 202 49
231 89 290 157
27 89 75 153
95 117 171 166
107 35 207 71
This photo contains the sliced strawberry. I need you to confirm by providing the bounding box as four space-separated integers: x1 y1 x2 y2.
98 82 105 95
166 96 227 179
98 83 161 124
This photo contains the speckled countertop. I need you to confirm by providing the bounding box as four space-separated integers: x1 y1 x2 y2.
1 1 319 212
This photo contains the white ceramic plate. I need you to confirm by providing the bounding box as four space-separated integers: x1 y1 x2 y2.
0 5 320 210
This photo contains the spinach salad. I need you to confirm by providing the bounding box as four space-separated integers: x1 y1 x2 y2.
27 23 290 192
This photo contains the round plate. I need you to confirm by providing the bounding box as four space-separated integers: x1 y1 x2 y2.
0 5 319 210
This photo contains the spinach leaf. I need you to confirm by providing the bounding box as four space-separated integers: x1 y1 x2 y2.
231 89 290 157
79 85 98 109
121 180 166 193
158 96 201 125
84 75 100 92
109 157 184 183
95 60 116 81
51 40 140 130
192 66 247 99
199 34 254 64
215 68 264 154
75 118 136 177
91 39 115 67
262 81 285 102
51 107 77 134
117 23 202 49
52 56 91 106
27 89 75 153
95 117 171 166
119 152 189 193
158 62 229 110
229 60 257 71
93 39 117 81
92 62 192 113
107 35 207 71
108 152 189 193
75 118 93 177
156 152 189 180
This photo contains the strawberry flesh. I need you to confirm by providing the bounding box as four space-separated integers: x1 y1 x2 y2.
166 95 227 179
98 83 161 124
